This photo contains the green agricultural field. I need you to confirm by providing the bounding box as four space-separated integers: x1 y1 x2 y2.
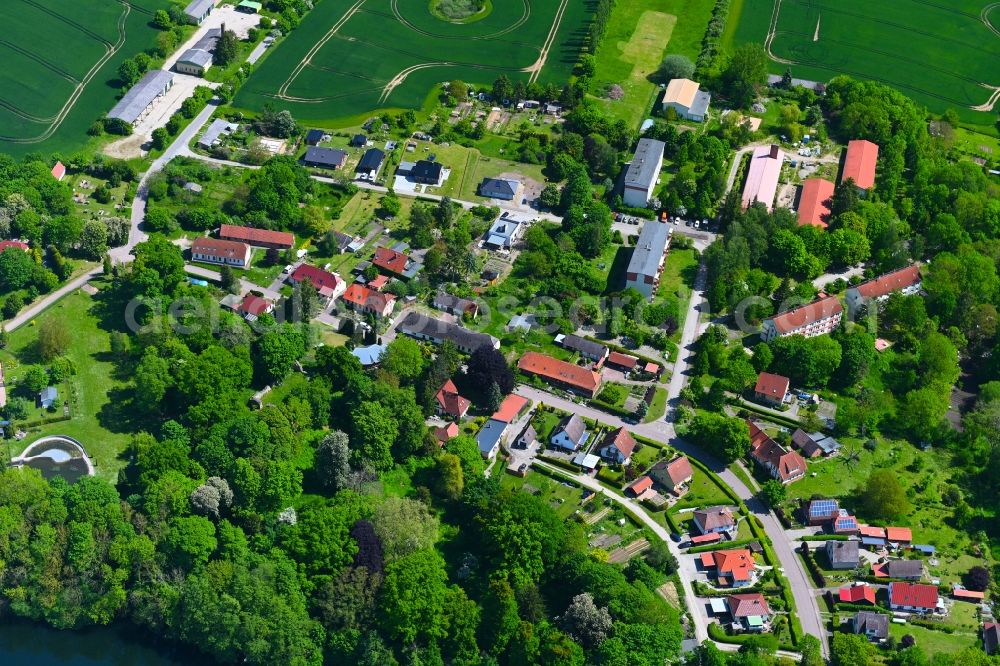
234 0 596 126
729 0 1000 127
0 0 170 155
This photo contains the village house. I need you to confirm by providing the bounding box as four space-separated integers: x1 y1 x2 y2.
556 334 609 363
661 78 711 122
606 351 639 373
753 371 789 407
888 582 940 614
191 237 251 268
792 429 842 457
825 540 860 570
476 418 508 459
762 296 843 341
748 421 807 484
175 29 221 76
874 559 924 580
649 456 693 495
832 510 860 535
304 129 324 146
984 623 1000 655
726 593 771 632
220 224 295 250
289 264 347 303
517 352 603 398
597 427 636 464
845 265 922 315
492 394 529 424
550 414 590 452
692 506 736 536
483 213 528 251
840 583 876 606
397 312 499 353
342 283 395 318
51 161 66 181
236 294 273 321
806 498 840 525
410 160 446 186
479 177 522 201
356 148 385 180
373 246 422 279
432 292 479 319
435 379 470 420
434 422 460 446
853 611 889 641
700 549 757 587
626 476 653 497
302 146 348 169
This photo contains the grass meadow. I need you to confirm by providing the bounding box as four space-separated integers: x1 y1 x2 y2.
234 0 596 125
728 0 1000 128
0 0 170 156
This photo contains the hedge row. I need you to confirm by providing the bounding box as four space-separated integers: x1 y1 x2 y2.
798 547 828 588
687 537 759 554
739 401 804 429
694 0 732 76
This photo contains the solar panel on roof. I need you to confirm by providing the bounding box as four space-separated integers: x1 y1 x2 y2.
810 499 836 516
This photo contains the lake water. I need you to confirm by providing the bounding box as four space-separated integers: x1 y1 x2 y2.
0 621 201 665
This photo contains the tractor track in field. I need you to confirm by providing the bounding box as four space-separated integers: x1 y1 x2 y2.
983 3 1000 38
0 1 131 143
0 39 81 83
525 0 568 84
377 59 521 104
275 0 368 99
764 0 796 64
14 0 114 46
972 84 1000 112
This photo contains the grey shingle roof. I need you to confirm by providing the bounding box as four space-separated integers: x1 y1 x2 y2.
558 334 608 359
690 90 712 117
826 540 859 566
184 0 215 19
398 312 497 351
626 221 671 279
624 138 665 190
107 70 174 124
178 48 213 68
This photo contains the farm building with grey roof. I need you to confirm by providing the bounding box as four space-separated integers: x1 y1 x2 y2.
107 70 174 126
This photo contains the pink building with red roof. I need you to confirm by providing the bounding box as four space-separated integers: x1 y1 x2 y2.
741 145 784 211
289 264 346 302
841 139 879 190
846 265 922 315
762 296 843 342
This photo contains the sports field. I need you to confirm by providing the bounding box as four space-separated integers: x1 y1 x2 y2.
0 0 169 155
234 0 596 125
730 0 1000 125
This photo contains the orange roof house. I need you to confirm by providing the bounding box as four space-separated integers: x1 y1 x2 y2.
702 549 757 587
748 421 806 484
517 351 602 398
842 139 879 190
373 247 408 274
840 584 876 605
762 296 843 341
220 224 294 249
436 379 471 420
433 422 460 445
342 283 395 317
885 527 912 543
753 372 789 405
859 525 887 539
797 178 835 228
627 476 653 497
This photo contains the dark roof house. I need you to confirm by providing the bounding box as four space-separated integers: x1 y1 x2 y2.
303 146 348 169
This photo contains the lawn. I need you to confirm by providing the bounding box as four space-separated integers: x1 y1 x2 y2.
233 0 596 125
669 468 733 513
643 387 668 423
655 245 698 339
0 0 172 155
501 468 587 520
0 285 130 480
728 0 1000 128
887 621 978 659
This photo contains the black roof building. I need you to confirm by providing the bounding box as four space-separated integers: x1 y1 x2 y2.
350 134 368 147
303 146 347 168
357 148 385 174
410 160 443 184
305 129 324 145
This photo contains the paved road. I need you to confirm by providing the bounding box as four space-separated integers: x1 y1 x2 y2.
4 268 102 332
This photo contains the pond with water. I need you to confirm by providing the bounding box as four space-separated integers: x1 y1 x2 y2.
0 621 197 665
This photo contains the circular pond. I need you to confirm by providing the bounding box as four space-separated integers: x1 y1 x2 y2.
11 436 94 483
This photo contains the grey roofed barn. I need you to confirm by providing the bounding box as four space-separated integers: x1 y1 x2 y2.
397 312 498 353
626 221 671 279
107 70 174 124
556 333 609 361
623 138 665 192
198 118 239 148
178 48 213 68
184 0 215 22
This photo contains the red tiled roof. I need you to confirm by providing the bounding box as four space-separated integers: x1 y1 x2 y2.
628 476 653 495
662 456 693 487
691 532 721 545
767 296 843 335
953 588 985 600
728 593 771 618
517 352 602 394
434 422 460 444
797 178 835 228
192 237 249 262
291 264 342 291
890 582 938 609
343 283 395 313
491 394 529 423
748 421 807 482
219 224 294 248
842 139 879 189
644 362 660 374
373 246 409 274
436 379 470 419
854 265 921 299
754 372 789 400
51 161 66 180
840 584 876 605
713 549 755 582
607 351 639 369
240 294 272 316
886 527 912 542
368 275 390 290
859 525 886 539
0 240 29 252
603 427 636 459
